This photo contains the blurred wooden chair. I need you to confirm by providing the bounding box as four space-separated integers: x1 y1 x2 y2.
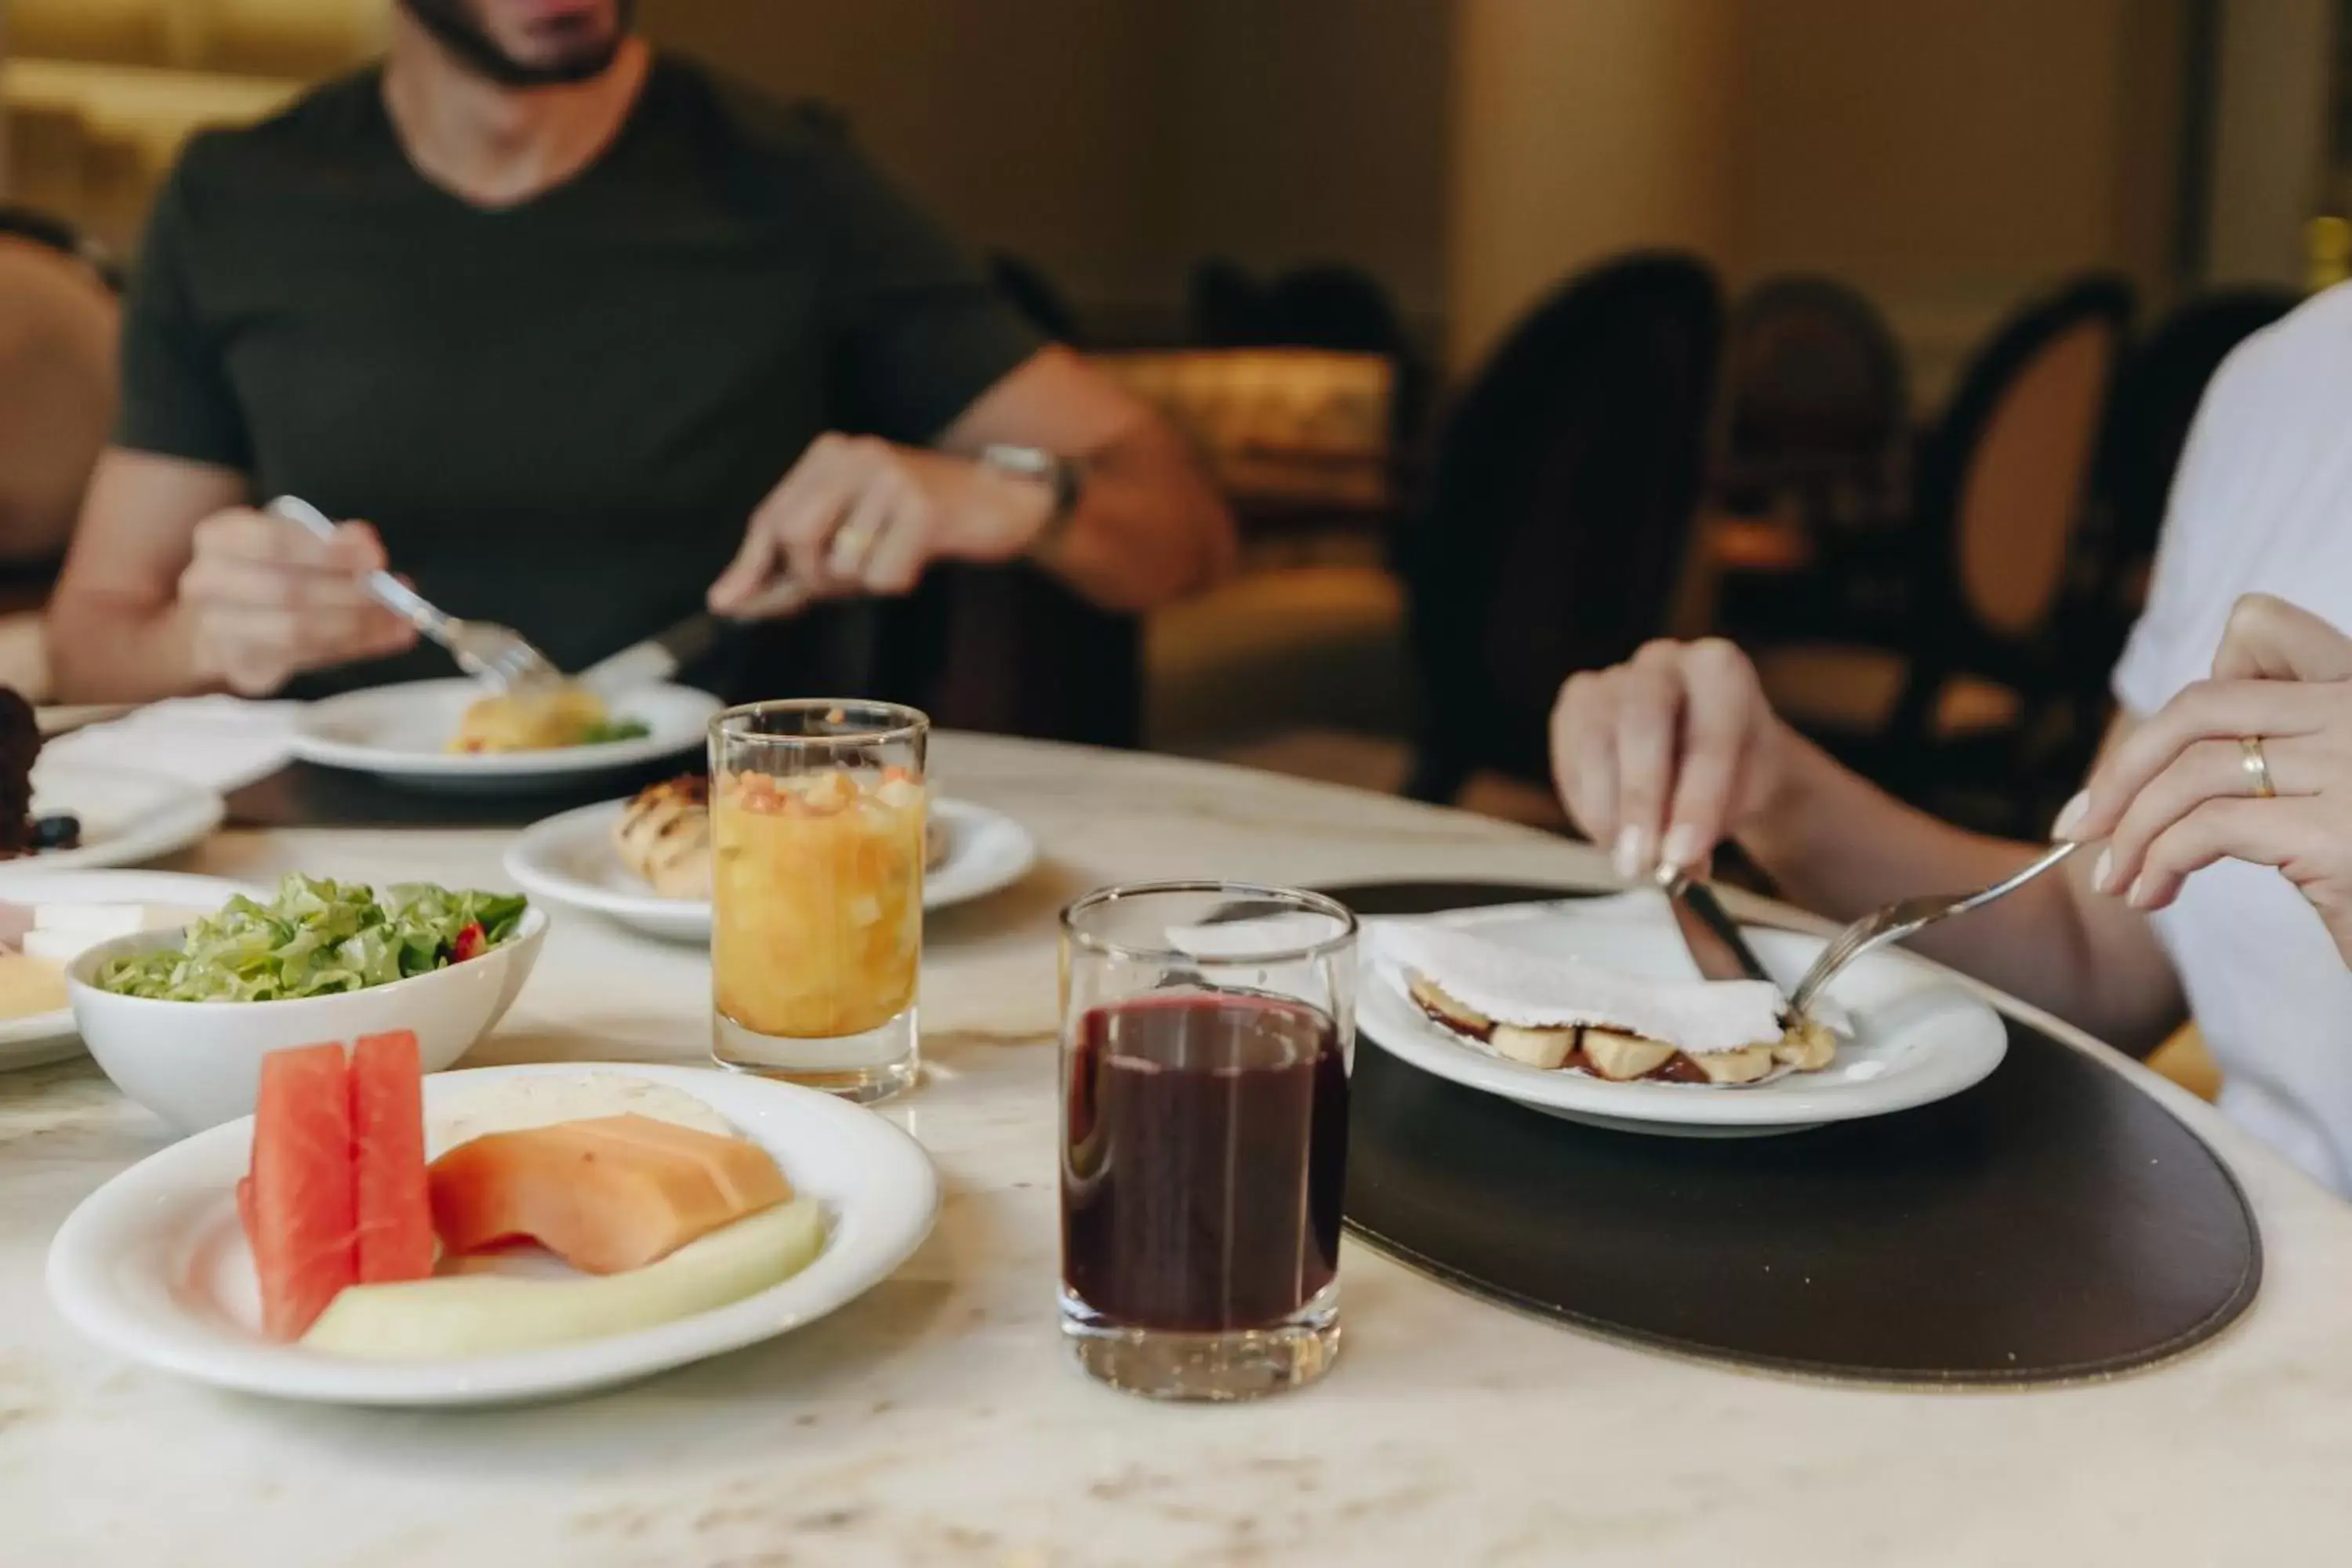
1400 252 1724 804
1185 259 1267 347
2148 1023 2222 1103
1707 276 1911 644
1753 277 2133 833
0 209 123 702
1715 275 1908 530
1259 265 1426 454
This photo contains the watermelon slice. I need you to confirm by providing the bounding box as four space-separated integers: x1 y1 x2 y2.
351 1032 434 1284
249 1044 358 1341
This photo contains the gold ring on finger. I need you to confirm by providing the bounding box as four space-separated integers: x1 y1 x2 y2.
2239 735 2277 800
830 518 882 572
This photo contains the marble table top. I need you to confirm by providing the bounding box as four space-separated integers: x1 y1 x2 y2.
6 734 2350 1566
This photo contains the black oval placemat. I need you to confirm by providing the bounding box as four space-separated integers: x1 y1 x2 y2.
1332 881 2261 1385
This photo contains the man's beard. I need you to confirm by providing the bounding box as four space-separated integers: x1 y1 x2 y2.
397 0 636 89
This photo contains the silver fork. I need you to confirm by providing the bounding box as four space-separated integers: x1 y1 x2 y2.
1788 840 2082 1017
267 495 561 690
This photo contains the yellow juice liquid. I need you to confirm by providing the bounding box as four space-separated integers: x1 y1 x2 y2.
711 768 925 1039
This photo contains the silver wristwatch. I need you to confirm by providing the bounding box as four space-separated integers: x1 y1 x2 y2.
980 444 1086 555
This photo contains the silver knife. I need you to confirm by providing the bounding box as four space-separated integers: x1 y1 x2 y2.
1658 869 1791 1009
577 611 742 699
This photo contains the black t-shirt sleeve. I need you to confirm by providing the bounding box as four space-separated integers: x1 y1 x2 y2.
114 154 252 470
816 133 1046 444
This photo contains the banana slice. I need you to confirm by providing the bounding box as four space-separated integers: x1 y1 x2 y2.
1488 1023 1578 1069
1773 1016 1837 1071
1579 1028 1677 1081
1690 1044 1779 1085
1408 974 1495 1040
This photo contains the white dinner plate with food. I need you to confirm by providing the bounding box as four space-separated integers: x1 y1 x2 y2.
503 793 1040 942
46 1062 939 1406
290 679 720 791
1359 901 2007 1135
0 869 258 1071
0 765 227 879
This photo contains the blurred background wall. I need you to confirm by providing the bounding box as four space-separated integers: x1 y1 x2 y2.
12 0 2342 389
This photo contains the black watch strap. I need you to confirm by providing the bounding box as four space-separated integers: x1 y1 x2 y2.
981 444 1085 555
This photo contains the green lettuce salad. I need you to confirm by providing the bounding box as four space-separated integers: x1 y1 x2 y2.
96 874 528 1003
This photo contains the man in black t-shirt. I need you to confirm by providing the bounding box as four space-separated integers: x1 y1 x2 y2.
47 0 1234 701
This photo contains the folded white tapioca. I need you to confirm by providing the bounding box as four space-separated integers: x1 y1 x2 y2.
1377 923 1786 1056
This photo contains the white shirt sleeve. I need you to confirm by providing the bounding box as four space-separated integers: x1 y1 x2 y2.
2110 327 2275 719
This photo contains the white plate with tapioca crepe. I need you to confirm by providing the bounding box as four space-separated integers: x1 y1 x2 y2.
291 679 720 792
1359 898 2007 1136
45 1063 939 1407
503 793 1039 943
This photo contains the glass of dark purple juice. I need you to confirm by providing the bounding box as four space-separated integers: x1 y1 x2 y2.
1058 882 1356 1400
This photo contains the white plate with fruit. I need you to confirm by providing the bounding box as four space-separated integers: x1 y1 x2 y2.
0 870 259 1070
46 1056 938 1406
504 780 1039 944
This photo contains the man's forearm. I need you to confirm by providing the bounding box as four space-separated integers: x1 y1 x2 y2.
46 593 215 703
1742 733 2187 1053
1032 426 1236 612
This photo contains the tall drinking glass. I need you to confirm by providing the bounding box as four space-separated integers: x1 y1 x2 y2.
1058 881 1356 1400
709 700 929 1102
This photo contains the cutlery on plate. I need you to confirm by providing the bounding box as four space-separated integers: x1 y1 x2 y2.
1786 840 2082 1017
1657 869 1788 1006
267 496 561 691
575 610 744 701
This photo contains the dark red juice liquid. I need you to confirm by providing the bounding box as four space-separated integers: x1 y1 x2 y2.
1062 989 1348 1333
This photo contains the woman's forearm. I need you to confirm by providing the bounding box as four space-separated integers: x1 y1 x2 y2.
1741 731 2187 1053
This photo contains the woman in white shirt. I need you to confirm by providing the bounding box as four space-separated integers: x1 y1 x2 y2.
1552 281 2352 1195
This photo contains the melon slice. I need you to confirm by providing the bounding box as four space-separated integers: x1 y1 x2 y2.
249 1044 358 1341
351 1032 434 1284
302 1198 826 1360
428 1114 792 1275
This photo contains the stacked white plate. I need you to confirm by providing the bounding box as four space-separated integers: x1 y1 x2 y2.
0 869 257 1072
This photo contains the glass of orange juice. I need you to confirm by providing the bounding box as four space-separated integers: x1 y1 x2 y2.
709 700 929 1102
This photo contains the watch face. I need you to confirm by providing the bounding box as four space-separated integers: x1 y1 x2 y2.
982 444 1052 477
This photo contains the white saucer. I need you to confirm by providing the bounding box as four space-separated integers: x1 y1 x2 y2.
504 795 1040 943
0 870 260 1072
291 680 719 792
45 1062 939 1406
0 765 227 879
1359 899 2007 1135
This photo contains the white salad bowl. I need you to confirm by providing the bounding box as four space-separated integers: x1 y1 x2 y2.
65 906 550 1135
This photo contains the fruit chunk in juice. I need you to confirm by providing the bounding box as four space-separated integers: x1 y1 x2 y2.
712 768 924 1039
